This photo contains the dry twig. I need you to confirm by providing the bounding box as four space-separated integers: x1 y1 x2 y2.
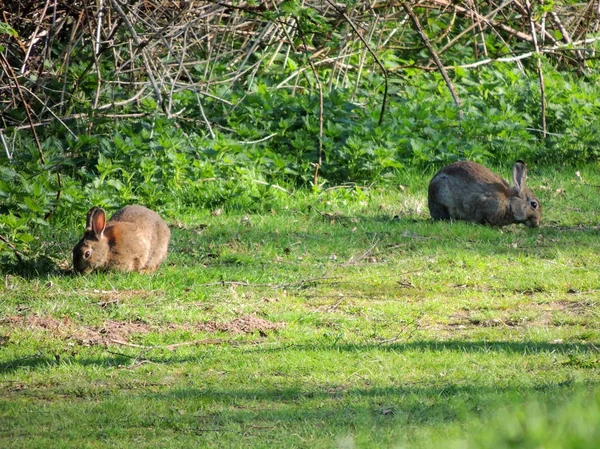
402 3 463 119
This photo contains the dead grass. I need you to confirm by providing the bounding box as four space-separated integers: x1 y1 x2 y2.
420 299 599 332
3 314 285 347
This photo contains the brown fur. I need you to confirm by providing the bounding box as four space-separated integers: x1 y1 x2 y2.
427 160 541 227
73 205 171 274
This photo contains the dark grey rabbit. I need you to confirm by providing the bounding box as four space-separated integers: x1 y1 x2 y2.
428 160 541 227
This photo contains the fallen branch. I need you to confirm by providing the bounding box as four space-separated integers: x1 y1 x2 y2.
342 238 380 266
377 313 424 344
251 179 294 195
0 131 12 159
110 338 245 351
195 276 340 289
442 35 600 71
238 133 278 145
0 112 150 132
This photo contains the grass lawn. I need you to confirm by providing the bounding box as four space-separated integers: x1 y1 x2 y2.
1 164 600 448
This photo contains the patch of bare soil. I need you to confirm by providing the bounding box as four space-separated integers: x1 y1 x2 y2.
443 312 528 329
422 299 598 333
3 316 153 346
197 315 285 335
77 320 154 346
3 314 285 346
85 289 162 307
548 300 597 315
4 315 77 336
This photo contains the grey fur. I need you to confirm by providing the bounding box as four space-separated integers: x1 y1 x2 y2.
428 160 541 227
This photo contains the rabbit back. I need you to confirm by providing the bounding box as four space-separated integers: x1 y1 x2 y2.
107 205 170 272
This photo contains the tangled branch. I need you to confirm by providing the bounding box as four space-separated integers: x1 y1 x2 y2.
0 0 598 134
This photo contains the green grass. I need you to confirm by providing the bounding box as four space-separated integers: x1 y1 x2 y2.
2 164 600 448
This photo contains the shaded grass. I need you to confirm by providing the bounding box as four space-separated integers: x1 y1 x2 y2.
1 165 600 448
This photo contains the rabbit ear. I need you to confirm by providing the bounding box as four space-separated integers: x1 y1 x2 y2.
87 207 106 238
85 207 100 231
513 160 527 193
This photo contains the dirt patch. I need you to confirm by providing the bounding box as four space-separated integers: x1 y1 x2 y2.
3 316 154 346
4 315 77 335
443 312 529 329
438 299 596 331
548 300 596 315
85 289 162 307
2 314 285 346
76 320 154 346
197 315 285 335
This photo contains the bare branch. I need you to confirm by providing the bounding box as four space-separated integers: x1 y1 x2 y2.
525 0 547 138
323 0 389 125
109 0 166 113
402 3 463 119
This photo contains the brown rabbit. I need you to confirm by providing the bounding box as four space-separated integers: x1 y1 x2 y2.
428 160 541 227
73 205 170 273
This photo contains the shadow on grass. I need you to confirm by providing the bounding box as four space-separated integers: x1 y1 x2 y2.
148 380 591 409
1 339 598 374
0 255 69 279
245 339 600 356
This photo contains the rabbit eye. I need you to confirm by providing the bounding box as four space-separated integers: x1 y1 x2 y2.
531 201 538 209
84 250 92 259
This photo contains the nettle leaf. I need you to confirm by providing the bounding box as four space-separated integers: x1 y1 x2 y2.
23 197 45 213
0 21 17 37
107 179 124 190
280 0 301 15
32 217 49 227
0 166 17 181
15 232 35 243
0 214 21 228
140 98 157 111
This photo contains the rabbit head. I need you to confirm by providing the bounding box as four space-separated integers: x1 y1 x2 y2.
73 207 110 274
508 161 541 227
